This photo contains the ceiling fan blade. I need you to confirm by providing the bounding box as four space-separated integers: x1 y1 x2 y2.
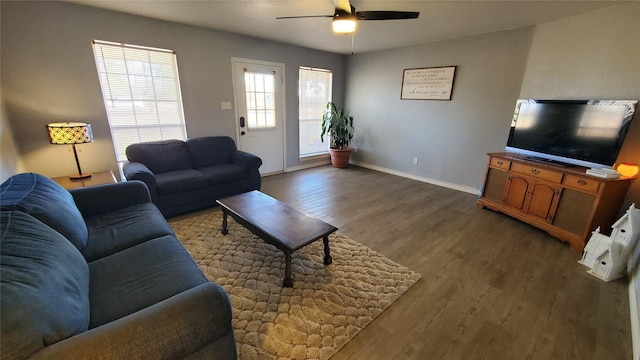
333 0 352 13
356 11 420 21
276 15 333 19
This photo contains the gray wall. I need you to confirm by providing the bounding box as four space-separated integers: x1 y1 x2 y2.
520 2 640 209
344 27 534 193
0 1 345 179
344 3 639 205
1 102 23 182
2 2 638 203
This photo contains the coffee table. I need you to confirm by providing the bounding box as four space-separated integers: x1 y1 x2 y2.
216 190 337 287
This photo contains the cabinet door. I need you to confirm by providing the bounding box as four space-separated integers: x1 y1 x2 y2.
504 175 530 210
526 182 561 221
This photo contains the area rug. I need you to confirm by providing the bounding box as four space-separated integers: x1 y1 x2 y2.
168 209 421 360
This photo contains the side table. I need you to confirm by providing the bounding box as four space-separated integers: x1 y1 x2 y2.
52 170 117 190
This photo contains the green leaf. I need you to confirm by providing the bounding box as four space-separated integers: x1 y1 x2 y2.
321 101 355 149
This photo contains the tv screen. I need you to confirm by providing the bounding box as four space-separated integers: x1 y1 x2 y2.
505 99 638 169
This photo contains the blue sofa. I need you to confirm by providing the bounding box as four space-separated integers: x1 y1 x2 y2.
0 173 237 360
123 136 262 218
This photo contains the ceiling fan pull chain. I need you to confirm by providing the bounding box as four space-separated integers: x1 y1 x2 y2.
351 32 355 55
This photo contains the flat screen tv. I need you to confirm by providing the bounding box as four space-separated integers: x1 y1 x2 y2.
505 99 638 169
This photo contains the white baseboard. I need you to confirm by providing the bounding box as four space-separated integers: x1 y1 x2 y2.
284 159 479 196
631 272 640 360
350 160 479 195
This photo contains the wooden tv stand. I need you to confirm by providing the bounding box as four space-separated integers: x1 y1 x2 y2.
477 152 633 251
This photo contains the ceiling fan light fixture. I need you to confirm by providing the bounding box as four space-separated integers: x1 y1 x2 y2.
332 17 356 34
276 1 419 35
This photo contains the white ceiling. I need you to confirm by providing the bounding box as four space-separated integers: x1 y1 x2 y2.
66 0 627 54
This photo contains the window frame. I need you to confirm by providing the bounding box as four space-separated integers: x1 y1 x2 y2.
92 40 187 163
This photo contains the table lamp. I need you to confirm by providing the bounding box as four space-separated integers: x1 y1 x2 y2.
47 122 94 180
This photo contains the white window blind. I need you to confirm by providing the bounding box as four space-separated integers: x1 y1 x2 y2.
92 40 187 162
299 67 332 157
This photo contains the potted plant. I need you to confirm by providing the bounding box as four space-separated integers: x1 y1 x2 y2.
321 102 355 168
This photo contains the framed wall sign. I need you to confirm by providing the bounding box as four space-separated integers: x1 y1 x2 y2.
401 66 456 100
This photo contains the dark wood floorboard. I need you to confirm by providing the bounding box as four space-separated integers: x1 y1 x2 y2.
259 165 632 360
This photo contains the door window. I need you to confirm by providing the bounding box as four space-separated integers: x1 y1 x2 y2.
244 71 276 129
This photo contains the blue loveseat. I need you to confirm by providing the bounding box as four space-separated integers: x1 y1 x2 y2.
0 173 237 360
123 136 262 218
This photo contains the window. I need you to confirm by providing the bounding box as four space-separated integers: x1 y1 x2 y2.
244 71 276 129
92 40 187 162
299 67 332 157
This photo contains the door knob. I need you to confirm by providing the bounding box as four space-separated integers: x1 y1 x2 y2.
239 117 246 128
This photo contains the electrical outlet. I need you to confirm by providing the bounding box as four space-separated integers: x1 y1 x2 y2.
413 157 418 165
221 101 232 110
353 147 358 153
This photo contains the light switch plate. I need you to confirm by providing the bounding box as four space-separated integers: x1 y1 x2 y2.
221 102 232 110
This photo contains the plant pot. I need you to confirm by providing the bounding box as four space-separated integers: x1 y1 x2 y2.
329 147 352 168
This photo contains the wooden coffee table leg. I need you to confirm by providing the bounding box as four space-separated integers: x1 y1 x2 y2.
323 235 332 265
283 252 293 287
221 210 229 235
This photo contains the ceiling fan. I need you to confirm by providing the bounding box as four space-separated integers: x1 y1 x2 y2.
276 0 419 34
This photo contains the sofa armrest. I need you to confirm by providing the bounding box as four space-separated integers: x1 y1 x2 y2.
123 161 158 204
70 181 152 218
232 150 262 171
28 282 237 360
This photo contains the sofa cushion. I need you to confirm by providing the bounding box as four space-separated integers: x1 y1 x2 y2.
198 163 248 185
0 211 90 360
126 140 193 174
0 173 88 251
88 235 208 328
82 203 175 262
186 136 237 168
155 169 209 195
157 189 218 218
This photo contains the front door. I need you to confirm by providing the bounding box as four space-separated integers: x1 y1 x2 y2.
231 58 285 175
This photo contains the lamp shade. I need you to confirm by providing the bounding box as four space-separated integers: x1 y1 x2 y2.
47 122 93 145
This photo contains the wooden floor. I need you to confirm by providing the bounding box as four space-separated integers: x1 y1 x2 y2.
259 165 632 360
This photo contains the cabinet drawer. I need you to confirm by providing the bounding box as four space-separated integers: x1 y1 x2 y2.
563 174 600 193
490 157 511 170
511 163 563 183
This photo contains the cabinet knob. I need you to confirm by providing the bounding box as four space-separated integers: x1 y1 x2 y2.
497 161 504 165
531 169 540 175
577 179 587 186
